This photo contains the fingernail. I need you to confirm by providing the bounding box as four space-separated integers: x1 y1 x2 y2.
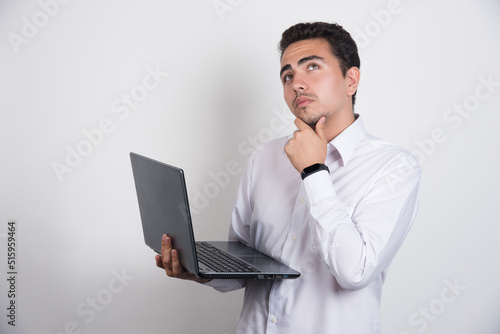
165 236 170 245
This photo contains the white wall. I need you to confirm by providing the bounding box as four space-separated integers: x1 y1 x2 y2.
1 0 499 333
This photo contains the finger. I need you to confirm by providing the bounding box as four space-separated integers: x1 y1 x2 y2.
171 249 183 277
161 234 172 260
283 138 293 159
315 116 327 142
161 234 174 276
155 254 164 268
294 117 309 131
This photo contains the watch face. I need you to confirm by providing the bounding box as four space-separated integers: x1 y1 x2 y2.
301 163 327 180
303 163 320 174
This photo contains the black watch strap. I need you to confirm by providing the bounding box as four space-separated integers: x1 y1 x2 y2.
301 163 329 180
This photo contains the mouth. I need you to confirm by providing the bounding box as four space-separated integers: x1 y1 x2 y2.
293 94 315 108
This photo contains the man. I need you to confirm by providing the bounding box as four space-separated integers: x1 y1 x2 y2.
156 22 421 333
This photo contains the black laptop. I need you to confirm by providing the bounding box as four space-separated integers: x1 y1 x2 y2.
130 152 300 280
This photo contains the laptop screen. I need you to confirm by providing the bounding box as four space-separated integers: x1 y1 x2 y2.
130 153 199 275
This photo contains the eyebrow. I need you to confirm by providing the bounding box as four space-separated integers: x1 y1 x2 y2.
279 55 325 77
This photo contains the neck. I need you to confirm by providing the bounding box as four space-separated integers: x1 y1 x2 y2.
323 110 355 142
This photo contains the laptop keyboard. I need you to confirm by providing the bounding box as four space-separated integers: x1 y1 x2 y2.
196 242 260 273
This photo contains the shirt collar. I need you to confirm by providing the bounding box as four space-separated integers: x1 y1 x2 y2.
329 113 366 166
282 113 367 166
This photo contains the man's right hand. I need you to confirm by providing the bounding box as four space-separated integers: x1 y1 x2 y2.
155 234 211 283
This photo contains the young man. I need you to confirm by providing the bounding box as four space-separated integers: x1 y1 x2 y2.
157 22 421 333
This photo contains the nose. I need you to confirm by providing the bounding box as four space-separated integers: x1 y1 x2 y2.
292 72 308 92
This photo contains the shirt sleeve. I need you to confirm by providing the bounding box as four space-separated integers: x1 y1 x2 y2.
202 277 245 292
303 151 421 291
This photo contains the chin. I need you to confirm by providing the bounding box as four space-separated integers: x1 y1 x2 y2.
301 114 324 129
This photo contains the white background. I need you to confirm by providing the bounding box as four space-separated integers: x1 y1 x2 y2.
1 0 499 333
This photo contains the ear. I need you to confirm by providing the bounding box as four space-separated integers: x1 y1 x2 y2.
345 67 360 97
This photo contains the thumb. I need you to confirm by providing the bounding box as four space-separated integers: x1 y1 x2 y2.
315 116 327 142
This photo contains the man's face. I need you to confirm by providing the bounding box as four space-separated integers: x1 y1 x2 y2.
280 38 353 128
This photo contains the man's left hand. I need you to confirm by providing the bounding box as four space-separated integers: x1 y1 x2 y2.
285 117 328 173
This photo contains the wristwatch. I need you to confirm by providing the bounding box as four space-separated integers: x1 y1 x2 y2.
300 163 329 180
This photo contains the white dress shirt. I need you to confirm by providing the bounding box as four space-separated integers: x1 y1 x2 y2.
206 115 421 333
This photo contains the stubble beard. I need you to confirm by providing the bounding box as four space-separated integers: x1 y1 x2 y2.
298 108 327 130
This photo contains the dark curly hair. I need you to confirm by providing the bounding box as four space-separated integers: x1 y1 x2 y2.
279 22 360 106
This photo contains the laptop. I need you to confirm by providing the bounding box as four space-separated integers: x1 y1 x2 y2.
130 152 300 280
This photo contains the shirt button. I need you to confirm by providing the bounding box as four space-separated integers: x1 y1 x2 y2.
299 198 305 204
291 235 297 241
271 317 278 324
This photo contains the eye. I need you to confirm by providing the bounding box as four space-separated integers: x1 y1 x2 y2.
307 63 319 71
283 73 293 83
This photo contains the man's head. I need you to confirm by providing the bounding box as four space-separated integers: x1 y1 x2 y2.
279 22 360 105
278 22 360 133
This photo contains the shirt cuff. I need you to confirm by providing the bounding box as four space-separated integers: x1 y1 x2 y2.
303 170 337 205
